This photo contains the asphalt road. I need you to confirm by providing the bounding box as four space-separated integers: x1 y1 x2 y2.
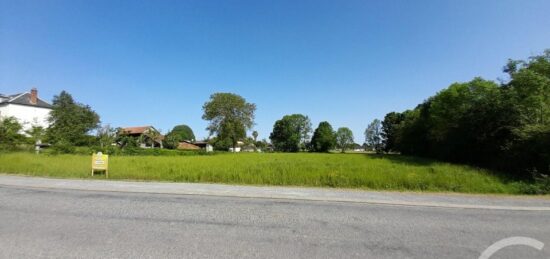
0 185 549 259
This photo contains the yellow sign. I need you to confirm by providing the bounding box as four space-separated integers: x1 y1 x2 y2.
92 152 109 177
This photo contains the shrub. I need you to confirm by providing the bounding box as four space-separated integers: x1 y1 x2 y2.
50 140 76 154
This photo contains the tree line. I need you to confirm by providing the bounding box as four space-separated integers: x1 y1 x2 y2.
268 114 357 153
0 90 198 153
1 90 358 153
376 50 550 180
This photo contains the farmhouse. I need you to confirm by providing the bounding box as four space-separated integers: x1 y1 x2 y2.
0 88 52 132
120 126 164 148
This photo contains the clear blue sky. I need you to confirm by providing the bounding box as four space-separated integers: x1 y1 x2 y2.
1 0 549 142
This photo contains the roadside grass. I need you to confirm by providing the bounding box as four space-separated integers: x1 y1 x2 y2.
0 152 528 194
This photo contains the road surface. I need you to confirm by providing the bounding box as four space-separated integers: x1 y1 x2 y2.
0 181 549 258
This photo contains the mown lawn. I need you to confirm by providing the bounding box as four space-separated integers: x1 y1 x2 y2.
0 152 527 194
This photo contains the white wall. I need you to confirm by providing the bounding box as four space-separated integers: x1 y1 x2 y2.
0 104 51 132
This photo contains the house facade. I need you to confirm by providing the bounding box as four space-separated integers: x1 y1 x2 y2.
0 88 52 132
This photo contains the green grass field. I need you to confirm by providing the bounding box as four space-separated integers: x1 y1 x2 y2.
0 152 531 194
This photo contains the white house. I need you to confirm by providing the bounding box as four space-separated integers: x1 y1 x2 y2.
0 88 52 132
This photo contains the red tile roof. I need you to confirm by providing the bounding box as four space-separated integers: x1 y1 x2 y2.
121 126 152 134
120 126 164 142
177 142 200 150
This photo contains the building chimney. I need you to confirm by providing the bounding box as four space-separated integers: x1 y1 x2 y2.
30 88 37 104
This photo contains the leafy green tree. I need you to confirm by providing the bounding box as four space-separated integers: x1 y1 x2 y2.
25 125 45 145
251 131 259 151
163 124 195 149
311 121 336 152
46 91 100 145
270 118 300 152
115 129 139 149
269 116 298 151
506 56 550 126
0 116 24 149
381 50 550 180
169 125 195 141
210 136 233 151
291 114 312 150
501 51 550 176
427 78 505 160
255 138 269 151
163 134 180 149
381 112 404 153
269 114 311 152
335 127 354 153
392 108 430 156
96 124 117 148
365 119 383 153
202 93 256 151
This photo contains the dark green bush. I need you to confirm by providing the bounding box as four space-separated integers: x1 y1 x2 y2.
50 141 76 154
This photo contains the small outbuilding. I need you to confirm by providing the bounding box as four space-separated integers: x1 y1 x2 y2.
178 140 213 152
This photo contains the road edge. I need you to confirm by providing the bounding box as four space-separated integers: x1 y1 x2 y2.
1 175 550 211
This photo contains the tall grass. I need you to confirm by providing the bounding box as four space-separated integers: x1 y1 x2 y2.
0 152 527 194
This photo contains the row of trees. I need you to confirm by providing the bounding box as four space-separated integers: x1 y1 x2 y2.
268 114 357 153
376 50 550 179
0 90 368 153
199 93 360 153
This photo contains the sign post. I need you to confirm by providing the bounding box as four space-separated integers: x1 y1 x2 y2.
92 152 109 178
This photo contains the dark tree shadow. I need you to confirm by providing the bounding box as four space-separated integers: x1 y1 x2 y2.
364 153 525 187
364 153 437 166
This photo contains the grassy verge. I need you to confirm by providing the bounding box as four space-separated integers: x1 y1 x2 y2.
0 152 532 194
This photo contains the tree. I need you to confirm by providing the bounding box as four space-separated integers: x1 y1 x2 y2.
209 136 233 151
311 121 336 152
169 125 195 141
269 114 311 152
202 93 256 151
163 124 195 149
365 119 383 153
380 50 550 180
25 125 45 145
46 91 100 145
252 131 258 142
115 128 138 149
255 138 269 151
96 124 117 148
290 114 312 150
252 131 259 151
270 118 300 152
335 127 354 153
502 51 550 129
0 116 23 149
381 112 404 152
163 133 180 150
